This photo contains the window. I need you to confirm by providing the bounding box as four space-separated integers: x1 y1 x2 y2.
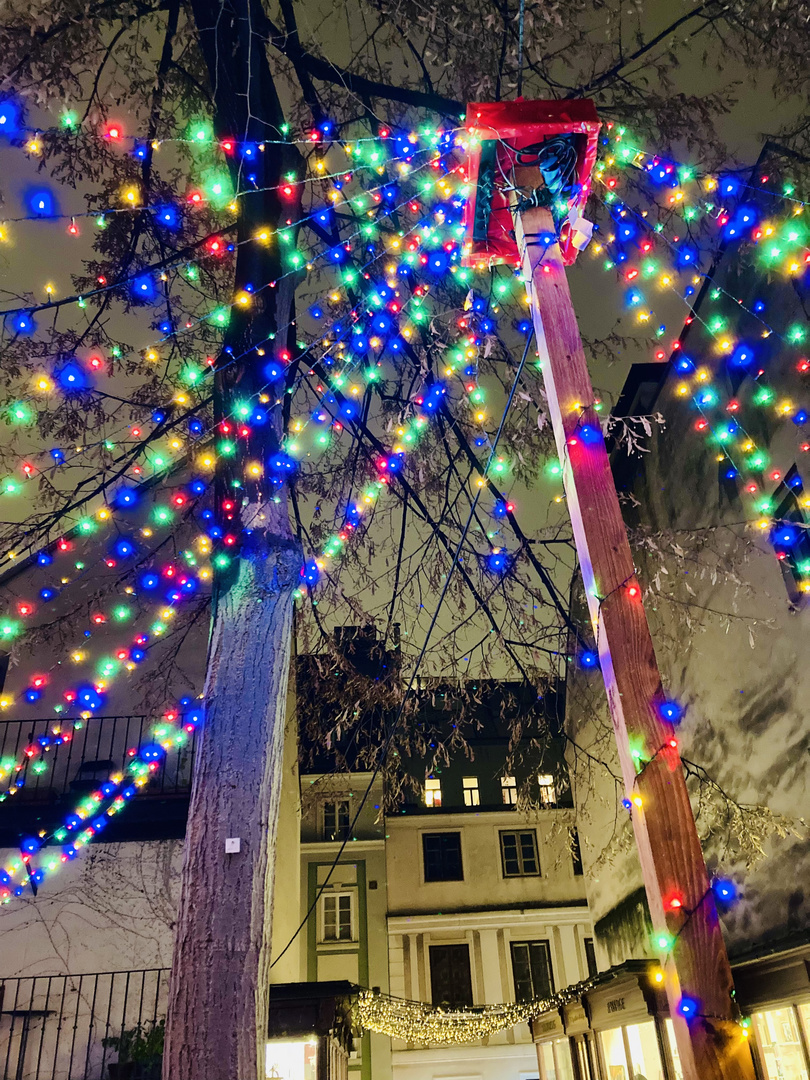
429 944 473 1008
501 775 517 805
665 1019 684 1080
322 800 350 841
424 776 442 808
500 830 540 876
422 832 463 882
462 776 480 807
600 1021 666 1080
538 1039 575 1080
511 941 554 1002
583 938 598 978
570 828 583 875
752 1005 810 1080
538 774 557 807
321 892 353 942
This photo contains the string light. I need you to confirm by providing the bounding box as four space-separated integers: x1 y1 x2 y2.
355 979 601 1045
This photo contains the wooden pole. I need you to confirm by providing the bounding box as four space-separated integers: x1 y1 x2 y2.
514 192 755 1080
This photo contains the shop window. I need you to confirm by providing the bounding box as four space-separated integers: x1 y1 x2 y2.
538 774 557 806
424 776 442 807
600 1026 629 1079
752 1005 810 1080
266 1040 318 1080
501 774 518 804
573 1037 596 1080
583 937 598 978
322 799 350 841
501 830 540 876
571 828 584 875
429 943 473 1008
321 892 353 942
665 1018 684 1080
538 1042 556 1079
599 1021 665 1080
537 1038 575 1080
422 832 463 882
511 940 554 1002
463 776 480 806
625 1020 666 1080
800 1002 810 1046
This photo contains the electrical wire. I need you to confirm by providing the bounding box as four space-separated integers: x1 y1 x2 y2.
270 328 536 968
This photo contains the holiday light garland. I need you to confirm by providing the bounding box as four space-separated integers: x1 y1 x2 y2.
0 700 202 900
0 103 802 939
0 123 542 710
3 116 803 712
590 123 809 596
355 978 601 1045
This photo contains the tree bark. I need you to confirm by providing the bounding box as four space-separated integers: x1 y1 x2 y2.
164 531 301 1080
164 0 303 1075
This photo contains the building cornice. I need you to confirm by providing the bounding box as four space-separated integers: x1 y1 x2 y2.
385 808 575 828
391 1043 536 1065
387 904 590 932
301 839 386 857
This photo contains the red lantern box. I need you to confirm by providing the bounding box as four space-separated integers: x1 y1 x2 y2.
461 99 600 268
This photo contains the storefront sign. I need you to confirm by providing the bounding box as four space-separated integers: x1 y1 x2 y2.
530 1009 565 1040
589 977 652 1030
563 1001 589 1035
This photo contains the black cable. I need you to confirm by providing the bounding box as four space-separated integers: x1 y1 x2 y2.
270 330 536 968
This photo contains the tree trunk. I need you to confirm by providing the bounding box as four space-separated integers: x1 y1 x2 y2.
164 0 304 1074
163 526 300 1080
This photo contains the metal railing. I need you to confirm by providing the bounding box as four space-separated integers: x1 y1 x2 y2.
0 717 196 803
0 969 169 1080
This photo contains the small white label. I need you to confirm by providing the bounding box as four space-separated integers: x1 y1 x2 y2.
224 837 241 854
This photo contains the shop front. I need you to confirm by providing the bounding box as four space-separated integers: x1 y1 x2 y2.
732 937 810 1080
530 938 810 1080
530 962 679 1080
266 981 353 1080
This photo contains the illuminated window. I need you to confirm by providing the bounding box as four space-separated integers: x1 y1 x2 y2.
538 1038 575 1080
538 774 557 807
321 892 353 942
462 776 480 806
501 775 517 805
602 1021 666 1080
752 1005 810 1080
500 830 539 876
265 1039 318 1080
424 776 442 808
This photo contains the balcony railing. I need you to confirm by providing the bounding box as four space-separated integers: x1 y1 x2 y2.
0 716 196 845
0 969 169 1080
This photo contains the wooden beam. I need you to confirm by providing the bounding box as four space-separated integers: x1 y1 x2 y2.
514 192 755 1080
